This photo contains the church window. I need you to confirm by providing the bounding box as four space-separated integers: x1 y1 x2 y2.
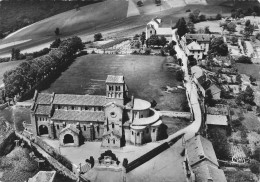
85 106 88 110
57 125 59 130
137 132 139 136
84 125 86 131
57 105 61 109
116 86 120 91
112 123 115 129
153 129 156 132
150 30 152 34
71 106 74 110
97 125 100 134
110 112 116 118
108 139 110 143
98 107 102 111
109 86 114 91
132 131 134 135
113 139 115 144
140 115 143 118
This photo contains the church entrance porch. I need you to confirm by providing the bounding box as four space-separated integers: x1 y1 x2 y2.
63 134 74 144
39 125 48 136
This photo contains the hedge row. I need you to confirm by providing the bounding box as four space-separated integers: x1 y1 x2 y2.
3 36 84 98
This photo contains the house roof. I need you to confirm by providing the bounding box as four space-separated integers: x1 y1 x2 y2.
35 105 52 116
35 93 53 105
106 75 124 84
156 28 172 35
207 105 229 116
186 34 211 42
60 124 80 134
206 114 228 126
186 135 219 167
193 163 227 182
133 98 151 110
208 84 221 95
191 66 204 79
52 110 105 122
28 171 56 182
52 94 106 106
187 41 203 50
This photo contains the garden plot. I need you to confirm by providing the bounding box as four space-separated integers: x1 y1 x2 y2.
194 21 222 33
230 144 248 163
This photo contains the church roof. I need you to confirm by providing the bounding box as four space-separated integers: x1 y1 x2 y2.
206 115 228 126
52 110 105 122
186 135 219 167
60 124 80 134
52 94 106 106
156 28 172 35
35 105 52 115
35 93 53 105
102 130 122 138
106 75 124 84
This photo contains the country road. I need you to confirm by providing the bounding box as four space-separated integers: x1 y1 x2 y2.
166 29 202 144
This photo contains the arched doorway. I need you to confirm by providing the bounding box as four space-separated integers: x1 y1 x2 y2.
39 125 48 135
63 134 74 144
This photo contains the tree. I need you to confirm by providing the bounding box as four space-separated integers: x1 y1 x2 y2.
253 147 260 162
208 37 228 56
252 12 257 18
137 1 143 6
188 55 197 66
159 36 167 47
204 26 210 34
50 38 61 49
245 20 251 27
244 24 254 36
140 32 146 45
155 0 161 5
216 13 222 20
94 33 102 41
237 55 252 64
11 48 21 60
146 34 160 47
250 162 260 174
169 48 177 56
55 28 60 36
187 21 195 33
227 22 236 33
199 14 206 22
176 18 188 38
189 13 197 23
208 128 230 160
205 89 215 106
230 36 238 45
176 70 184 81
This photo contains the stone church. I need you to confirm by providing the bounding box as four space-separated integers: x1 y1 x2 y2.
29 75 162 148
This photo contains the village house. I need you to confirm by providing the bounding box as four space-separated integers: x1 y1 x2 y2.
180 34 211 60
146 18 173 42
206 104 231 132
27 75 162 148
185 135 227 182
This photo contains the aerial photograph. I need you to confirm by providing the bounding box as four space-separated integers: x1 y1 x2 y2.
1 0 260 181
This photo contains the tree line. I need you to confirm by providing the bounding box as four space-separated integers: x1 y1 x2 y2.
3 36 84 98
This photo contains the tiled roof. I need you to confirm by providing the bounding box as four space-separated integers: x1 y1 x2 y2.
208 84 221 95
206 114 228 126
102 130 122 138
53 94 106 106
60 124 80 134
106 75 124 84
193 163 227 182
52 110 105 122
207 105 229 116
35 105 52 115
36 93 53 105
186 34 211 42
186 135 219 167
156 28 172 35
187 41 203 50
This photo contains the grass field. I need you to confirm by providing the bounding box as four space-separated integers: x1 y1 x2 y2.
0 60 24 85
42 54 186 111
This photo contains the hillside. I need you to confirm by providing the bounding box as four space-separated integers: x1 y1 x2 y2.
0 1 102 38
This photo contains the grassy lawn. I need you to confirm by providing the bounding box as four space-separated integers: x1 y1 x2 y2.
0 60 24 85
0 1 101 36
195 20 222 33
161 116 190 136
224 170 256 182
42 54 187 111
236 63 260 80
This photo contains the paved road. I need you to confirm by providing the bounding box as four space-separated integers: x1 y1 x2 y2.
166 29 202 144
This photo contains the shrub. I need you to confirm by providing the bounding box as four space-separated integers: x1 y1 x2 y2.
144 48 151 55
250 162 260 174
94 33 102 41
237 55 252 64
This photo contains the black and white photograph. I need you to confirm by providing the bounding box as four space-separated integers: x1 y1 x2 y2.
0 0 260 181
